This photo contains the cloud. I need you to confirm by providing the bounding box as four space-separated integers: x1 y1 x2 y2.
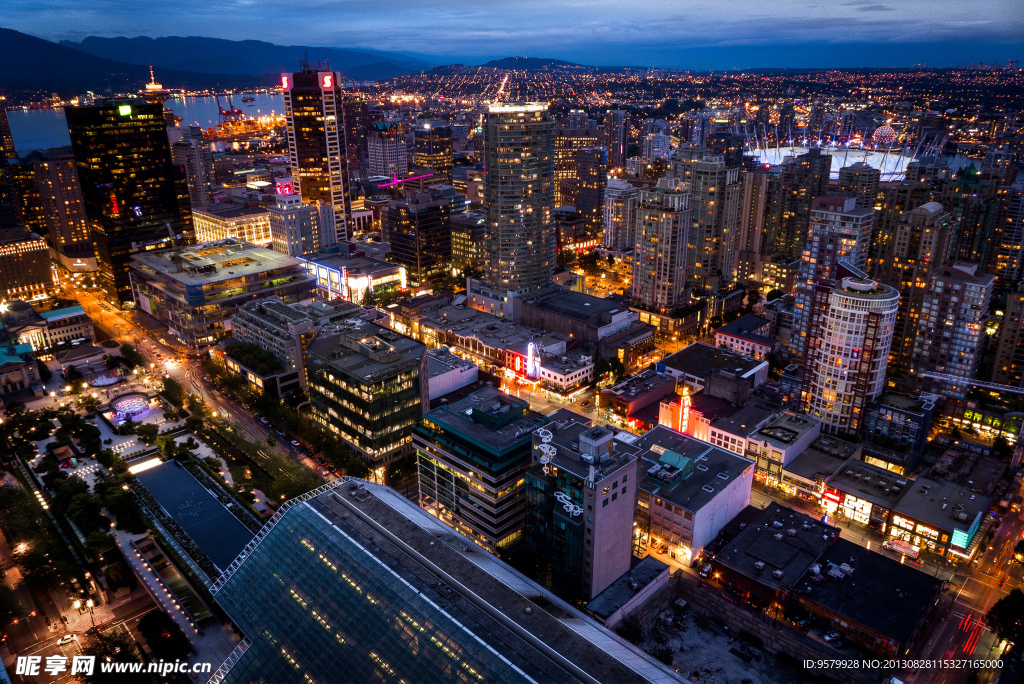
855 4 896 11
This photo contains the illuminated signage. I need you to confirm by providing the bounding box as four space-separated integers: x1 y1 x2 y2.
526 342 538 379
915 524 939 539
892 515 915 530
118 104 131 116
679 387 691 433
950 529 969 549
553 492 582 517
281 75 290 89
320 73 334 89
822 490 842 503
275 180 294 196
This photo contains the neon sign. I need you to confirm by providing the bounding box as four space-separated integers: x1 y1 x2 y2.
321 73 333 89
526 342 538 379
281 75 290 89
553 492 582 517
679 387 691 433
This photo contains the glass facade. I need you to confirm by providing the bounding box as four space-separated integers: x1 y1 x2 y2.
524 469 586 600
216 503 534 684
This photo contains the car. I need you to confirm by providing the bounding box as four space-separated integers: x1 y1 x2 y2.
259 417 269 424
823 631 841 642
699 564 712 578
57 634 76 645
789 617 810 628
291 440 301 447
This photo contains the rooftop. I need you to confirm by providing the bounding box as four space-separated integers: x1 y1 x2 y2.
298 249 402 278
421 386 545 453
783 442 850 484
874 392 935 413
893 476 992 536
633 426 754 513
306 320 425 383
795 539 942 644
716 502 839 591
213 479 687 683
532 412 643 482
659 342 767 381
709 403 779 439
586 556 672 621
129 238 305 285
425 347 477 379
825 457 906 508
604 369 675 401
715 314 774 347
193 204 270 221
38 305 87 322
753 412 820 448
523 289 631 324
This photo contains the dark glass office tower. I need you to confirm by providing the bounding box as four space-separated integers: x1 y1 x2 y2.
66 100 190 306
282 64 352 243
412 124 453 183
383 186 459 286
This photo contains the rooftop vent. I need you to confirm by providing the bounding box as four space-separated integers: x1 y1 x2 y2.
772 570 784 580
754 561 765 570
773 533 783 541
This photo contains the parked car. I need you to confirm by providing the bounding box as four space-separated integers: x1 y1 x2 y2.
823 631 841 642
699 565 712 578
259 417 269 424
291 440 301 447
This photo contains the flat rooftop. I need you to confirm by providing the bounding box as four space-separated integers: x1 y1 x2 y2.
300 250 401 277
893 476 992 534
213 480 688 683
709 403 778 439
306 320 425 383
425 347 477 378
795 539 942 644
524 289 630 322
422 386 544 453
715 314 774 346
825 457 906 509
605 370 675 401
129 238 304 285
783 444 847 484
874 392 935 413
753 412 820 448
633 426 754 513
717 502 839 591
659 342 766 380
193 204 269 220
38 305 86 322
586 556 672 621
534 412 642 482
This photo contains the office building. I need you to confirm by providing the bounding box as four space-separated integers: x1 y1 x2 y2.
602 178 640 251
993 281 1024 387
170 126 213 208
341 96 369 179
20 147 94 269
297 243 405 304
129 239 315 348
480 103 555 312
554 127 601 206
8 154 47 235
670 148 743 290
306 320 426 473
415 387 548 553
451 210 486 276
412 124 453 183
367 121 408 178
558 147 606 236
0 110 17 229
837 161 880 210
878 202 954 374
526 415 642 600
633 425 753 566
989 182 1024 290
911 262 994 393
789 195 875 361
631 177 691 312
642 133 671 160
209 479 686 684
604 110 628 170
192 205 271 246
268 182 336 257
383 186 457 286
66 100 190 305
802 269 899 435
0 228 52 302
281 64 352 242
227 296 360 395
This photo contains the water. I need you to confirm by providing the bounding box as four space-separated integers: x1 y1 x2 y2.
5 92 284 154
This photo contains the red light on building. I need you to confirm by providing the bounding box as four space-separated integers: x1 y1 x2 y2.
320 73 334 89
281 75 290 89
822 490 842 504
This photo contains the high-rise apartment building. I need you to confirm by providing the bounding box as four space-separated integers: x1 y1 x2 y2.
7 156 47 235
170 126 213 208
525 416 642 600
281 65 352 243
451 210 486 275
553 128 601 206
414 387 548 553
878 202 953 374
911 262 994 393
789 195 875 361
383 186 458 286
777 147 831 261
341 95 369 180
737 165 783 284
631 177 691 312
0 110 17 229
989 182 1024 290
481 103 555 306
367 121 408 178
941 166 996 268
30 147 93 268
993 281 1024 387
802 266 899 435
642 133 671 160
267 184 335 257
604 110 628 170
602 178 639 251
66 100 190 306
558 147 606 236
872 182 938 279
670 148 743 290
837 161 881 210
411 124 453 183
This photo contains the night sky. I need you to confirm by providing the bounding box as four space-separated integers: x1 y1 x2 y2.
8 0 1023 68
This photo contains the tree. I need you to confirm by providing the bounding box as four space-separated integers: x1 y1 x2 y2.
79 630 147 683
103 354 121 371
77 395 102 414
135 423 159 446
84 530 117 563
160 377 186 406
65 364 83 382
765 288 784 302
614 614 645 645
986 589 1024 645
267 434 276 447
992 436 1014 461
36 359 52 381
118 343 145 369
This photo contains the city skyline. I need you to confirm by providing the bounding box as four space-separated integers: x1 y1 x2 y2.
6 0 1023 69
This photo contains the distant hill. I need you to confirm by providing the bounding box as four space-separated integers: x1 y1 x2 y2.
0 29 272 95
61 36 426 80
480 57 587 71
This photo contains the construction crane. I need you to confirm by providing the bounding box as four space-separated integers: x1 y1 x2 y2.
215 94 245 124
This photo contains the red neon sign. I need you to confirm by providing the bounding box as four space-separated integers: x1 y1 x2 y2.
679 389 691 433
321 73 334 89
822 491 841 503
281 75 290 89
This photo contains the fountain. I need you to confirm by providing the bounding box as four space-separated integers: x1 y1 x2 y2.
110 393 151 424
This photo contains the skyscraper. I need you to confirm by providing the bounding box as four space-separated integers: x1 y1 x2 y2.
911 262 994 394
383 185 458 286
268 181 334 257
801 266 899 436
789 195 875 361
642 133 671 160
632 177 691 313
777 147 831 261
558 147 606 236
737 164 783 284
170 126 213 208
837 161 881 210
66 100 190 305
553 127 601 206
878 202 953 374
32 147 93 269
992 281 1024 387
481 103 555 308
604 110 628 171
341 95 369 180
367 121 408 178
988 181 1024 291
941 165 996 267
0 109 18 229
602 178 639 252
411 124 453 183
281 64 352 243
